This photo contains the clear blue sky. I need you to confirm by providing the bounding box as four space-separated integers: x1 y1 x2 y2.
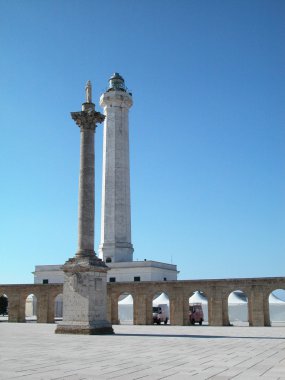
0 0 284 284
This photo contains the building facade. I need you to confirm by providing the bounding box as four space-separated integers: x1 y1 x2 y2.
33 260 178 284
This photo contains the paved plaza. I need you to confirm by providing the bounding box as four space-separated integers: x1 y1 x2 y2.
0 323 284 379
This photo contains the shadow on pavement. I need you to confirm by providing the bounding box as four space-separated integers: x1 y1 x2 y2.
114 333 285 340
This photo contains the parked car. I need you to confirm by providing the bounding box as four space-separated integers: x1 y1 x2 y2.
189 303 204 325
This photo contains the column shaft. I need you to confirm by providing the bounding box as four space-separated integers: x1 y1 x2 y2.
77 127 95 256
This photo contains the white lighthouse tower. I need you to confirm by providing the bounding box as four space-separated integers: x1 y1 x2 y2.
99 73 134 263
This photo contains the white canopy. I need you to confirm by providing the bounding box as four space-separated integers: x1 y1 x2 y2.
189 291 208 305
153 292 169 306
118 294 133 323
228 291 248 304
118 294 133 305
227 291 285 305
269 293 285 304
117 291 285 307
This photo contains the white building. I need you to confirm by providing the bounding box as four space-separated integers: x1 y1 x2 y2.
33 260 178 284
33 265 65 284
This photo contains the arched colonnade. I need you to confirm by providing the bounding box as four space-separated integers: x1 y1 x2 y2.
1 277 284 326
107 278 285 327
0 284 62 323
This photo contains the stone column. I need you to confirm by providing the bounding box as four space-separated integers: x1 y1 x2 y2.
183 297 190 326
208 288 224 326
145 296 153 325
263 290 271 326
74 103 98 257
134 293 149 325
222 294 230 326
37 293 48 323
8 293 22 322
170 293 184 325
55 81 114 335
248 286 265 326
110 294 119 325
98 73 134 263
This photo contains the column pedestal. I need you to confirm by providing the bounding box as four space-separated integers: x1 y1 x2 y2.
55 256 114 335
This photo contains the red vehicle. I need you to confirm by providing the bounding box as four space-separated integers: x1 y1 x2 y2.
189 303 204 325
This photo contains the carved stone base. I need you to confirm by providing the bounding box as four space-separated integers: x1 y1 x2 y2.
55 321 114 335
55 255 114 335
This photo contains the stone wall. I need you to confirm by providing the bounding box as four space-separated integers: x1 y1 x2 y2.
1 277 284 326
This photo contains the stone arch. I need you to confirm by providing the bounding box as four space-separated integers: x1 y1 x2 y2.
152 291 170 325
268 288 285 326
118 292 134 324
54 293 63 321
227 289 249 326
188 289 208 325
0 294 8 319
25 294 37 322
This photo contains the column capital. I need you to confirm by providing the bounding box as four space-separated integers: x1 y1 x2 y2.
71 109 105 131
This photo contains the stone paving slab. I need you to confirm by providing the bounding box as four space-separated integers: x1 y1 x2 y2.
0 323 284 380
